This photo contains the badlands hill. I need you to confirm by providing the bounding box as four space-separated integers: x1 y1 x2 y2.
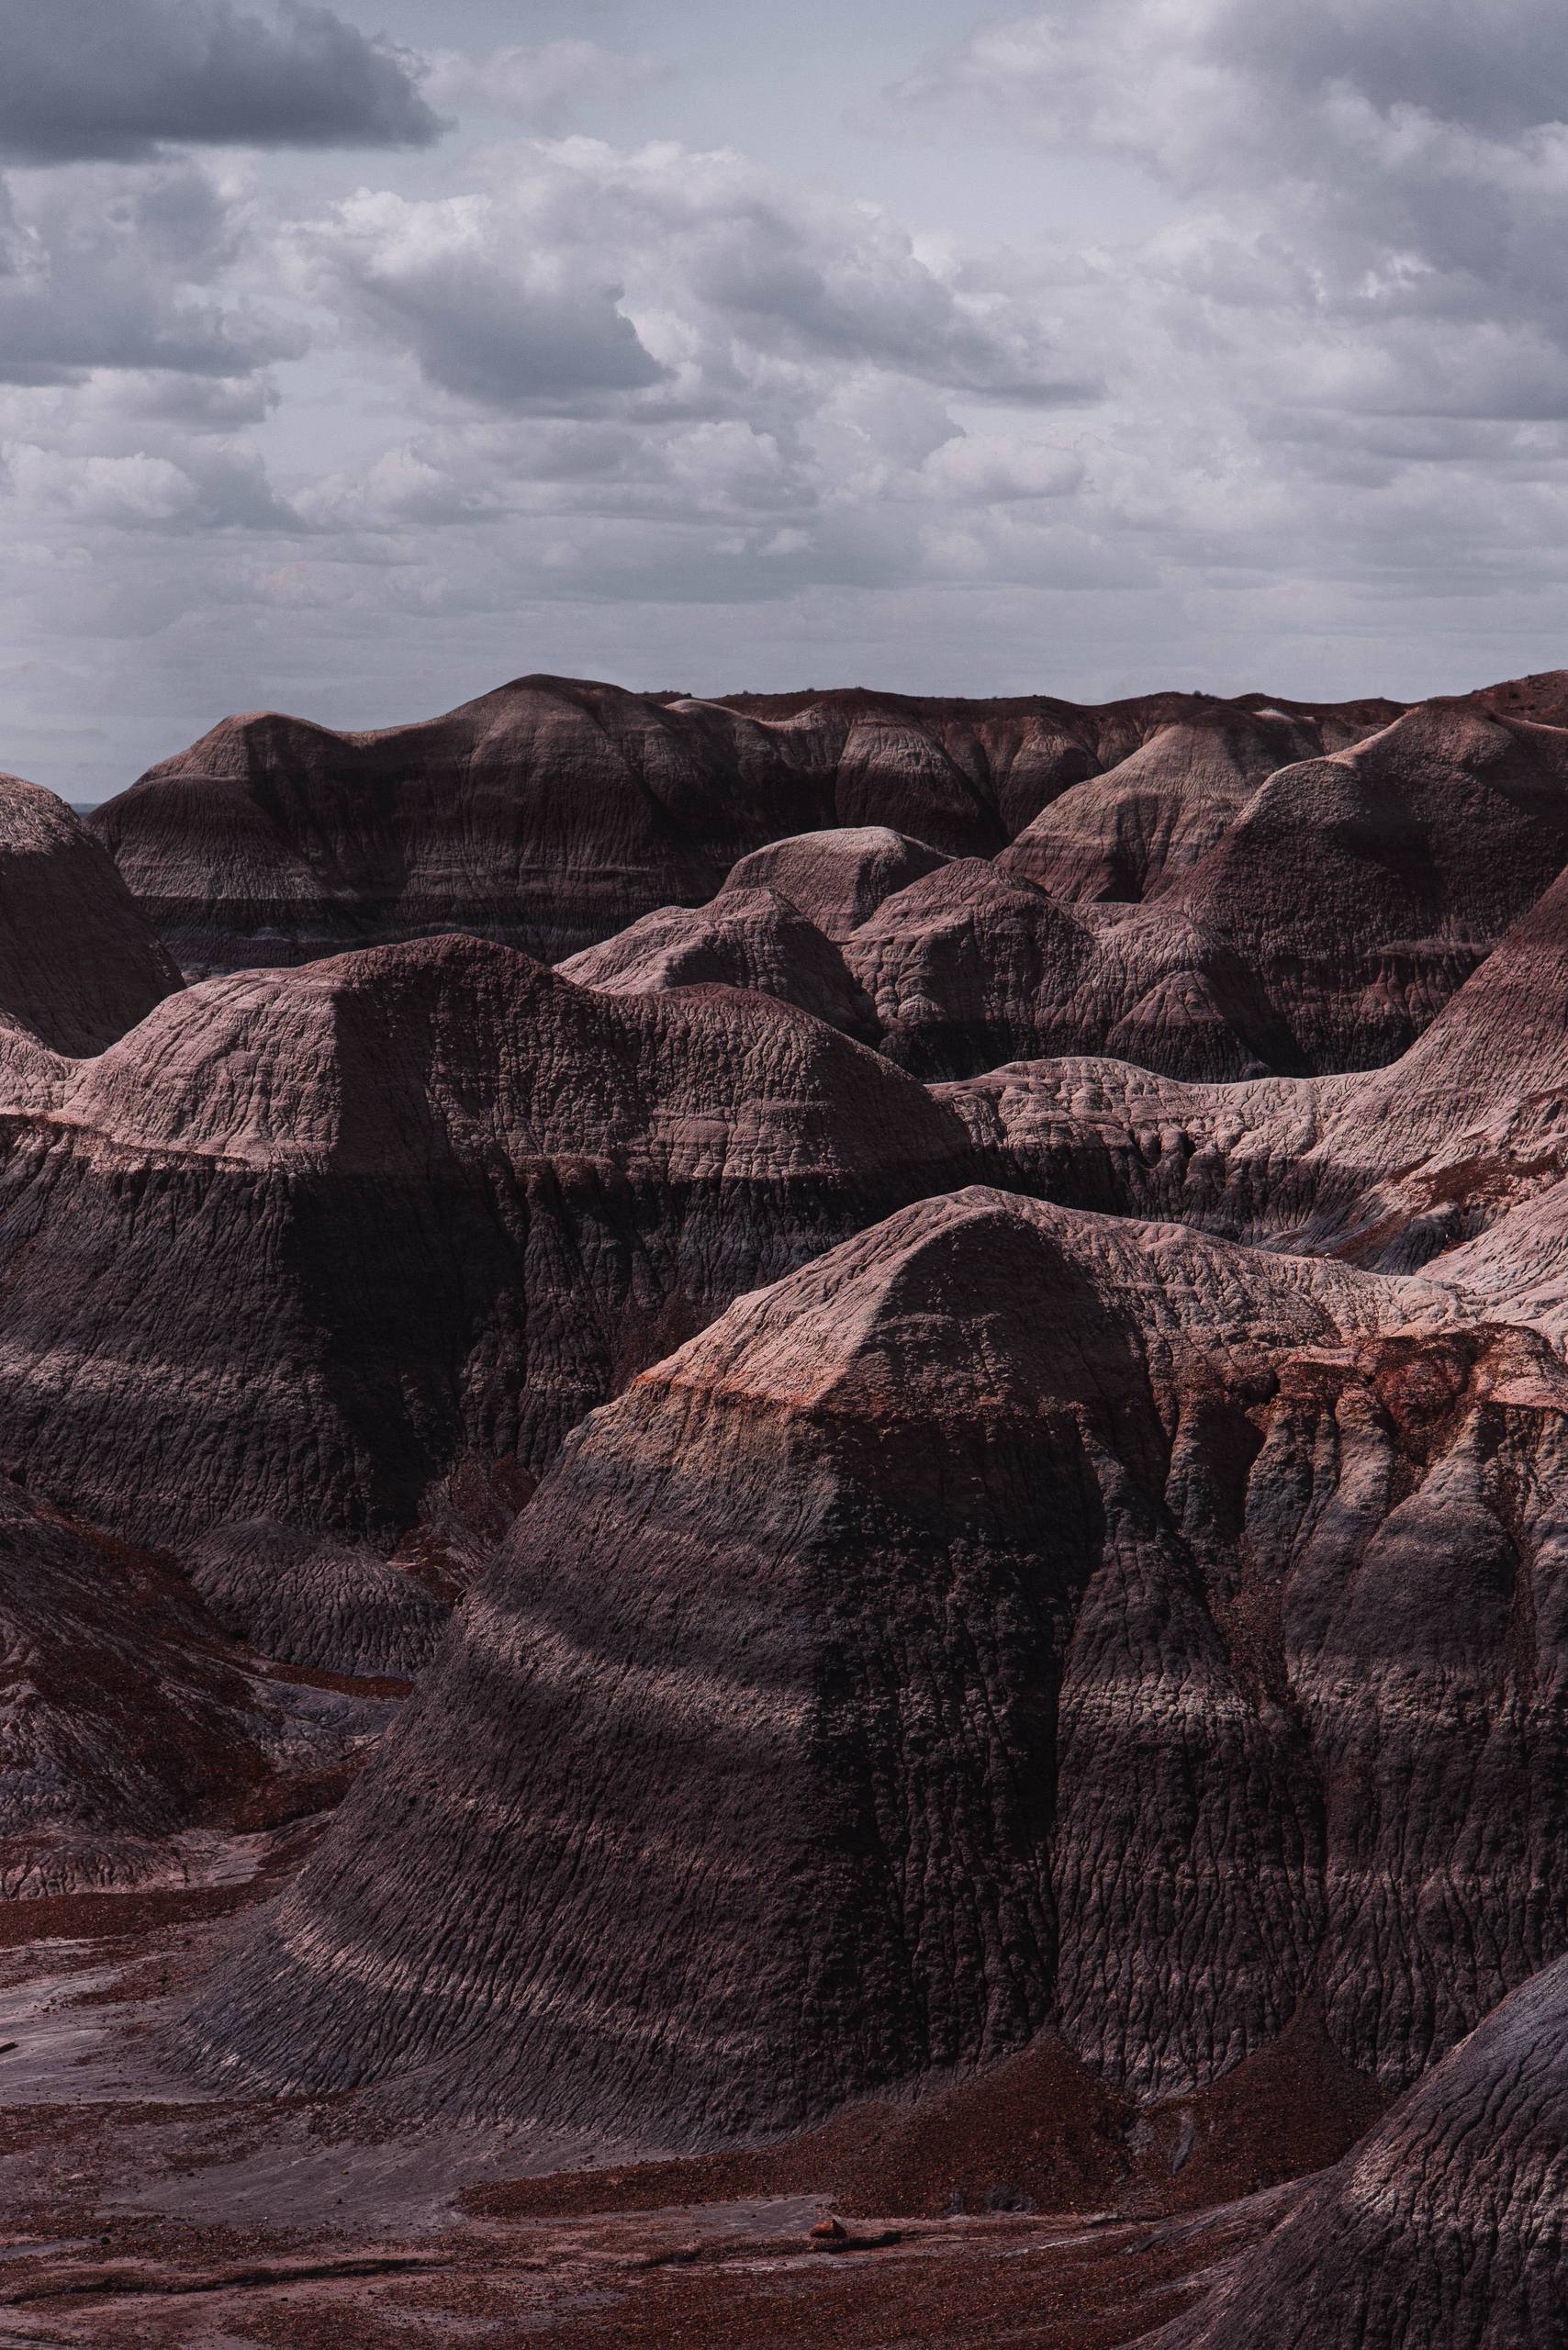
0 933 973 1667
87 680 1568 1093
0 772 177 1053
0 666 1562 2350
88 676 1396 982
945 840 1568 1272
186 1190 1566 2144
1156 1954 1568 2350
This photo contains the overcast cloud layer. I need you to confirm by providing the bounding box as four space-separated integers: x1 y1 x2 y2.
4 0 1568 795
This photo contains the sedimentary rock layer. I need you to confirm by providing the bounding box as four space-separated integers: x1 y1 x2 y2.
186 1521 449 1680
946 840 1568 1270
86 677 1397 981
997 704 1325 904
0 772 178 1053
6 660 1567 2349
542 688 1568 1083
185 1191 1567 2147
1153 1956 1568 2350
0 934 973 1583
1153 699 1568 1071
839 859 1271 1080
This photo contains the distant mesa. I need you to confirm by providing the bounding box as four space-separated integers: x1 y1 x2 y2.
84 674 1397 993
996 704 1328 904
838 857 1271 1081
84 672 1568 1090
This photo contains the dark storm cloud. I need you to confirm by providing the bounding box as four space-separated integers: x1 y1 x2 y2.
0 0 441 163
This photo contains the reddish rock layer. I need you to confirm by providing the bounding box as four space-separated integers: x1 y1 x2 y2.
185 1191 1567 2147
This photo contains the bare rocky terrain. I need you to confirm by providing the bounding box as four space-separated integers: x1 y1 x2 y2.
0 667 1563 2348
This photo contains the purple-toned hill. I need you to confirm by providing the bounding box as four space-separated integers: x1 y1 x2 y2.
1151 1956 1567 2350
557 884 878 1042
469 680 1568 1085
86 677 1399 986
0 773 178 1053
719 824 951 939
0 934 973 1669
186 1191 1566 2148
946 840 1568 1272
998 705 1321 905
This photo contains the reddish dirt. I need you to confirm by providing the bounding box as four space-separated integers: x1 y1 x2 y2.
465 2006 1383 2233
0 1862 1305 2350
0 2196 1294 2350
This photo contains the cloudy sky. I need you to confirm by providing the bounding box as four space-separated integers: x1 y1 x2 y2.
6 2 1568 796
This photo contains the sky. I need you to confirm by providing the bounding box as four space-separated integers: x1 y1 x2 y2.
6 5 1568 796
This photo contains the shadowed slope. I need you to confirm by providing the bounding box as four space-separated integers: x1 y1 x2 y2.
1149 1957 1568 2350
998 707 1321 905
87 678 1398 979
0 934 974 1589
0 1481 389 1899
1157 699 1568 1070
185 1190 1567 2147
842 860 1271 1080
185 1520 449 1679
516 692 1568 1089
0 773 179 1053
946 845 1568 1274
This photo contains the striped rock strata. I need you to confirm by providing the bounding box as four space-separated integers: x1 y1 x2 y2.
185 1191 1567 2147
0 934 973 1664
1152 1955 1568 2350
